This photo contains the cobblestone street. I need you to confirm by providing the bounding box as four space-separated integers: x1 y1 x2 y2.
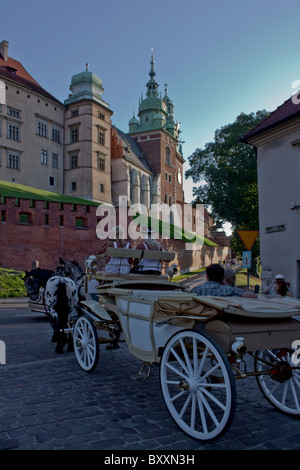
1 323 300 452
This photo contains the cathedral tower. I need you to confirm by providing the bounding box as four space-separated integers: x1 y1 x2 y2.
128 51 185 207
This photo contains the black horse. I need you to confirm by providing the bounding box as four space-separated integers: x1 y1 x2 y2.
24 268 54 301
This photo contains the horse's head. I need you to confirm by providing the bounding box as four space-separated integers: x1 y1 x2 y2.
57 258 84 285
24 271 41 301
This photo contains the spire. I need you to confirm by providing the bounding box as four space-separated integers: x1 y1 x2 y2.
146 47 159 97
149 47 156 80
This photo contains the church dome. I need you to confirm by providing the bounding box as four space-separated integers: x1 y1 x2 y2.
71 70 103 89
65 64 109 108
129 114 139 125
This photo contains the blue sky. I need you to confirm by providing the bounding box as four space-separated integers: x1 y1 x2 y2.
2 0 300 209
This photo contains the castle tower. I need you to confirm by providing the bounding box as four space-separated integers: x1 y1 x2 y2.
64 64 113 203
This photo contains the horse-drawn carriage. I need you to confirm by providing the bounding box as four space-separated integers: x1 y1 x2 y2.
24 249 300 441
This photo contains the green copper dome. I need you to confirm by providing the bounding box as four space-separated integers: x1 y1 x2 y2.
65 64 109 108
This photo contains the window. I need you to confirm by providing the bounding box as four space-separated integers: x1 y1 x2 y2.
8 124 20 141
19 212 32 224
71 182 77 192
165 146 171 165
52 127 61 143
98 130 105 145
59 215 64 227
40 149 48 165
165 172 168 181
44 214 49 225
71 109 79 117
99 183 104 193
75 217 88 229
7 107 20 118
7 152 20 169
169 174 172 183
98 112 105 120
97 154 105 171
70 153 78 169
49 176 55 187
37 121 47 137
1 210 6 222
51 153 58 168
70 127 79 143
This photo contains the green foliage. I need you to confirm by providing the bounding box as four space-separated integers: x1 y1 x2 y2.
185 110 269 231
0 268 27 298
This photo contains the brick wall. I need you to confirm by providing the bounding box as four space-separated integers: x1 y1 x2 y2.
0 197 100 271
0 196 230 273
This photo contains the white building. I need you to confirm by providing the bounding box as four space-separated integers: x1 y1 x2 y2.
242 95 300 297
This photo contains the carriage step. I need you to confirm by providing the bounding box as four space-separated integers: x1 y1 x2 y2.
130 362 151 380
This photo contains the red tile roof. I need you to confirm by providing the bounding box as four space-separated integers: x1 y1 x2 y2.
0 53 62 105
241 95 300 143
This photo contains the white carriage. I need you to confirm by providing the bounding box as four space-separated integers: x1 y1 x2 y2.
71 248 300 442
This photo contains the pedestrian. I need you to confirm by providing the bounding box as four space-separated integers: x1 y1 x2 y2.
263 274 292 297
191 263 256 298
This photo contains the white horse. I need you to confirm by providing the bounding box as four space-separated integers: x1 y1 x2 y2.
44 259 84 353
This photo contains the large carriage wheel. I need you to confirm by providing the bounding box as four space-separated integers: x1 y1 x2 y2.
73 315 99 372
255 348 300 415
160 329 236 441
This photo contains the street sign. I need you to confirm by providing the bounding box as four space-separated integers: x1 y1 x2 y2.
242 251 252 269
238 230 259 250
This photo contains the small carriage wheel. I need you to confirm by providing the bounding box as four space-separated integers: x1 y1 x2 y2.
160 329 236 441
255 348 300 416
73 315 99 372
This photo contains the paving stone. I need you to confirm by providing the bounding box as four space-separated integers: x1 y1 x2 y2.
1 330 300 450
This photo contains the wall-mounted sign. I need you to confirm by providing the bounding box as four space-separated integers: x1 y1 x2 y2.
266 224 285 234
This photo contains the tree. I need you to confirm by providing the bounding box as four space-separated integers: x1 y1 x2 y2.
186 111 268 227
185 111 269 260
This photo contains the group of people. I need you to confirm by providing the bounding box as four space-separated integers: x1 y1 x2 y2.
191 263 257 298
191 263 292 299
97 226 162 275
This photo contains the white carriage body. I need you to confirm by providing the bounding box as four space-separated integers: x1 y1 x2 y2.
75 248 300 441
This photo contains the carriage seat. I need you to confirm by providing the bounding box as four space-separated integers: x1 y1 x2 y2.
95 247 175 280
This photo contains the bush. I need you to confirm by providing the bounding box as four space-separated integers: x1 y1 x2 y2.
0 268 27 298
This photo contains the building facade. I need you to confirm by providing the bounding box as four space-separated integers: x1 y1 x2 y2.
242 95 300 297
0 41 184 212
0 40 230 273
0 40 65 194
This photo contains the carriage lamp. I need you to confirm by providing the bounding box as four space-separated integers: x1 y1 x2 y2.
231 337 247 357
